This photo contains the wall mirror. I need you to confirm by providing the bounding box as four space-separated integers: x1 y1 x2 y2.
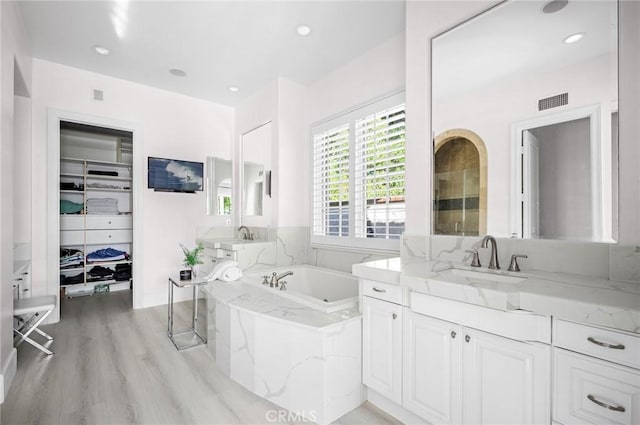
431 0 618 242
241 122 272 218
206 156 232 216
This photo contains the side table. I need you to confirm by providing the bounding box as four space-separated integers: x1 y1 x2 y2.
167 276 208 350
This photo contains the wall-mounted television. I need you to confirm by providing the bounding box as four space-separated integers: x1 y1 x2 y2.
148 157 204 193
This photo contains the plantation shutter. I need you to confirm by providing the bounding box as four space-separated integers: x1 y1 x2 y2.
312 123 350 237
354 104 406 240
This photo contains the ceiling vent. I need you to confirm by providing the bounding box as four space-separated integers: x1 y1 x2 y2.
93 89 104 102
538 93 568 111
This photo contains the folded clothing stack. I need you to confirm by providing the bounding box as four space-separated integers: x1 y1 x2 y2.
86 198 119 214
87 265 114 282
88 170 118 176
60 182 84 191
86 247 129 263
60 248 84 269
60 272 84 286
60 199 84 214
114 263 132 281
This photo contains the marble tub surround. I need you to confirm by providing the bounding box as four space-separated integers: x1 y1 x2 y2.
203 280 364 425
610 244 640 283
353 258 640 334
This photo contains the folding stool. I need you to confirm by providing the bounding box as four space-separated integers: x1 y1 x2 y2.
13 295 56 355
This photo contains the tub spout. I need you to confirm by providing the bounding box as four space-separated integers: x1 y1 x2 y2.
270 271 293 288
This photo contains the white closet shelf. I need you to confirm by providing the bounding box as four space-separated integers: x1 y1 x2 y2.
86 260 132 267
62 157 132 168
60 190 85 194
85 187 131 193
60 173 84 178
85 175 132 182
60 266 84 273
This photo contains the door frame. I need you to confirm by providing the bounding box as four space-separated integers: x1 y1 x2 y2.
47 109 143 322
509 104 603 240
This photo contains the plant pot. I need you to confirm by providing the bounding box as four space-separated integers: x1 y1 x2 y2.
179 269 192 281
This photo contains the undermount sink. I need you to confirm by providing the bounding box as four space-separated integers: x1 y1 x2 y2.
436 268 527 285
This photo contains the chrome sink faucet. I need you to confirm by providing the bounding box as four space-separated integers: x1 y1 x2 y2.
481 235 500 270
237 225 252 240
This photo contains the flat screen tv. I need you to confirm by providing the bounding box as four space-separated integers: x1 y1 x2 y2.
148 157 204 193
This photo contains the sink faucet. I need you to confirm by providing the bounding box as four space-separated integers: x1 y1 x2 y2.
237 225 251 240
270 270 293 288
481 235 500 270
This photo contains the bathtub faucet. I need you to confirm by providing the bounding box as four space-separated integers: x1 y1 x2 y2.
270 271 293 288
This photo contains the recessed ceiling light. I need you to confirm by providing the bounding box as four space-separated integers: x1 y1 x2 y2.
229 86 240 92
169 68 187 77
542 0 568 14
93 45 110 56
563 33 584 44
296 25 312 36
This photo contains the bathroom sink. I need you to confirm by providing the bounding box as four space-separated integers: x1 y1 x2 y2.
444 268 527 284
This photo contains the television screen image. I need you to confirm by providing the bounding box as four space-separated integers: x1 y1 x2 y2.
148 157 204 192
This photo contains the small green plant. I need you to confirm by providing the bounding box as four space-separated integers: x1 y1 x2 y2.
180 243 204 268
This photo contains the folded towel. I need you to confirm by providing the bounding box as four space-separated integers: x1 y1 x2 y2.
218 266 243 282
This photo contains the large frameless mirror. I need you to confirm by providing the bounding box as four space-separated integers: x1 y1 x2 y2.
241 122 272 218
431 0 618 242
206 157 232 216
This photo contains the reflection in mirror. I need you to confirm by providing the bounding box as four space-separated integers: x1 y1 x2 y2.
433 129 487 236
431 0 618 242
206 157 232 216
242 122 272 218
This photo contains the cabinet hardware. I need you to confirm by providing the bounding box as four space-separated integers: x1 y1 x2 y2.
451 331 456 339
372 287 386 293
392 313 397 320
465 335 471 343
587 394 625 412
587 337 625 350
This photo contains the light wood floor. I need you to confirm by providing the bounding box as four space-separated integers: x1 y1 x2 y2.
1 290 401 425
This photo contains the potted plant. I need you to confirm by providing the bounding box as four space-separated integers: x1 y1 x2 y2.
180 243 204 280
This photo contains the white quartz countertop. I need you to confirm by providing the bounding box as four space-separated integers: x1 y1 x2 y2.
353 257 640 334
201 281 361 330
197 238 275 251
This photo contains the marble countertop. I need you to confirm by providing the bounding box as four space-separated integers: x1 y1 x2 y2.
197 237 275 251
353 257 640 334
201 281 361 330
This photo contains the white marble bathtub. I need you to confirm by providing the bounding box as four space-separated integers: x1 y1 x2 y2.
244 265 358 313
202 266 364 425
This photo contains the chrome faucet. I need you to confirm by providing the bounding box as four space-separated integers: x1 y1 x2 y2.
270 270 293 288
481 235 500 270
237 225 251 240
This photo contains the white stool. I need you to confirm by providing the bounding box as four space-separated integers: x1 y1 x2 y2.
14 295 56 355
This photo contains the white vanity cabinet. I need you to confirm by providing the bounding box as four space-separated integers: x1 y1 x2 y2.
362 281 403 404
403 292 550 425
552 319 640 425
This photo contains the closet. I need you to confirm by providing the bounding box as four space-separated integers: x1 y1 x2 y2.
58 121 133 299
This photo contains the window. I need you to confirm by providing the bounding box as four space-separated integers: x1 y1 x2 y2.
312 93 406 250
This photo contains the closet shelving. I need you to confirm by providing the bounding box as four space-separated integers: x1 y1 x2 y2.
60 139 133 297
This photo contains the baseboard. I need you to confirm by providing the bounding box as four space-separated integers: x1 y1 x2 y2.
366 388 426 425
0 348 18 403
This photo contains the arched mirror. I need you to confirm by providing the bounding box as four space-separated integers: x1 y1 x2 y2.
433 129 487 236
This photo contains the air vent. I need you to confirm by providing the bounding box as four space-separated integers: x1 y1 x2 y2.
93 89 104 102
538 93 568 111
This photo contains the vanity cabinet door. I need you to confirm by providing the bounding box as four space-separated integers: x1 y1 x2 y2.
462 328 550 425
362 296 402 404
403 310 462 425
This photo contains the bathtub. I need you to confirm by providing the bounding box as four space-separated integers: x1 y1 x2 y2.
245 265 358 313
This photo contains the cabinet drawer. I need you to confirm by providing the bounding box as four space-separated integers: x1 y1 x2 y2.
220 249 237 261
85 229 132 245
554 348 640 425
554 319 640 369
362 280 402 304
60 216 85 230
60 230 84 246
86 215 132 230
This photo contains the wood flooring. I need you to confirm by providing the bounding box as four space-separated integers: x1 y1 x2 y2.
1 290 401 425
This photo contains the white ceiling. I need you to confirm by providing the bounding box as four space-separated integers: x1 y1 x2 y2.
17 0 406 106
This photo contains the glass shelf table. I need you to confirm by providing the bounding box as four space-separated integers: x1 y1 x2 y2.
167 275 208 350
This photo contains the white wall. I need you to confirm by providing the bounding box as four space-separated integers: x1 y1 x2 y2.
13 95 31 244
30 59 234 312
0 0 31 402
